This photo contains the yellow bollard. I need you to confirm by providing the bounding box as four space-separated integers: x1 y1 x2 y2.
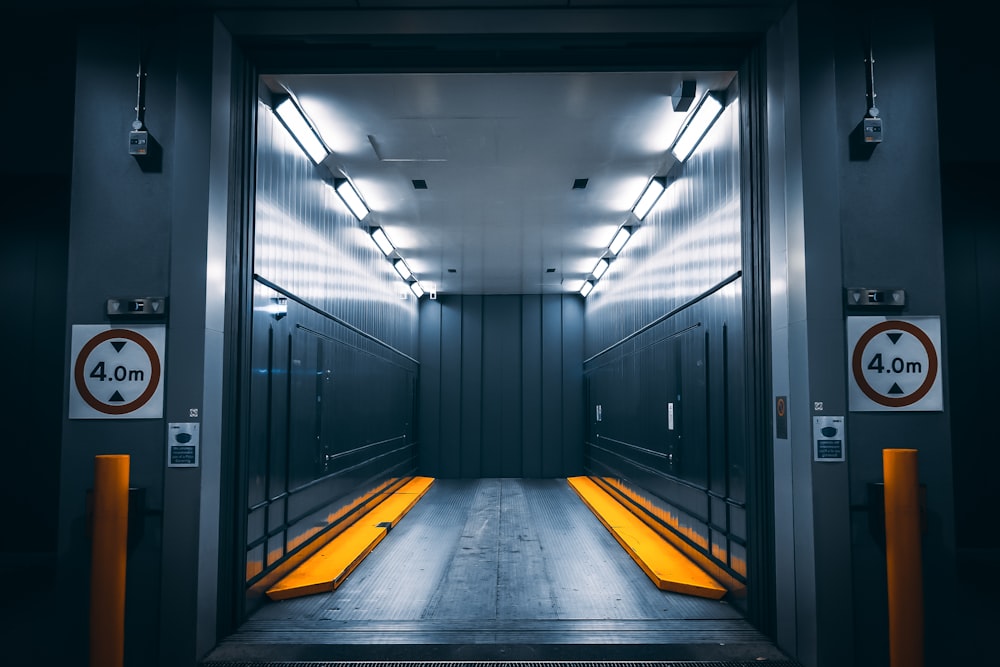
883 448 923 667
89 455 130 667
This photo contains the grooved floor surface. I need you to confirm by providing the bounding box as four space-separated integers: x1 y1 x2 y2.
204 479 793 664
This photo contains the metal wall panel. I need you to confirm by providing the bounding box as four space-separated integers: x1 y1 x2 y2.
483 295 523 477
244 98 419 596
419 293 584 478
418 299 442 474
439 298 463 477
521 295 544 477
460 296 484 477
541 294 564 477
583 95 748 591
562 295 585 475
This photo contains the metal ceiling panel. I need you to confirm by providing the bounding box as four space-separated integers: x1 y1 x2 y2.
261 70 736 294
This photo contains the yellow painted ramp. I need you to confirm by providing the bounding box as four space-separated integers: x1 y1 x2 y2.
567 476 726 600
367 476 435 528
266 476 435 601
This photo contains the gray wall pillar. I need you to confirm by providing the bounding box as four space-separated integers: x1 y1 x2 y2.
768 4 854 664
158 16 235 667
768 3 956 666
59 13 233 667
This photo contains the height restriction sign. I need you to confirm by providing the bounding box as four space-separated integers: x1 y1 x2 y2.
847 316 942 412
69 324 166 419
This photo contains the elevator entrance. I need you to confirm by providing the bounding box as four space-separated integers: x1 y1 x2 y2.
221 17 775 662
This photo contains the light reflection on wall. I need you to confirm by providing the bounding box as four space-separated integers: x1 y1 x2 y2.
584 102 741 353
619 200 740 297
255 99 418 354
581 97 747 596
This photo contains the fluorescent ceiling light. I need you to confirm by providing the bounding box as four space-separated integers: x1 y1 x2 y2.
394 259 412 281
592 258 609 280
335 179 370 221
371 227 395 256
273 96 328 164
608 226 632 256
410 281 425 298
579 281 594 298
632 177 666 221
670 92 724 163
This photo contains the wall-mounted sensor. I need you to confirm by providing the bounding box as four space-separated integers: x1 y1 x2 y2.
672 80 697 112
845 287 905 308
107 296 168 319
862 117 883 143
129 130 149 155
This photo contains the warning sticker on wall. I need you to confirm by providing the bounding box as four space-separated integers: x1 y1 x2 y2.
69 324 166 419
847 316 942 412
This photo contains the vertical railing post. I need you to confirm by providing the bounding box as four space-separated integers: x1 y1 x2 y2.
89 454 130 667
882 448 924 667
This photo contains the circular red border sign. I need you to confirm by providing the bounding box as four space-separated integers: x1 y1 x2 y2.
851 320 938 408
73 329 161 415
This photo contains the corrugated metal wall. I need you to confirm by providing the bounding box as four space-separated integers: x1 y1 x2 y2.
419 294 584 478
583 92 748 592
244 99 420 595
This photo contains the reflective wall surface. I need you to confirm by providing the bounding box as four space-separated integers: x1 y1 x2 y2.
244 98 420 602
583 93 748 596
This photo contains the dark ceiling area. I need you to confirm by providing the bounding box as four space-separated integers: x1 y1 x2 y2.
1 1 993 175
931 1 998 165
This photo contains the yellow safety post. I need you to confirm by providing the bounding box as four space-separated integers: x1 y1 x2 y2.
89 455 130 667
883 448 923 667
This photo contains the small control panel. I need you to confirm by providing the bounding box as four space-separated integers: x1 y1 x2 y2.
845 288 905 309
862 117 883 143
129 130 149 155
813 415 845 462
107 297 168 319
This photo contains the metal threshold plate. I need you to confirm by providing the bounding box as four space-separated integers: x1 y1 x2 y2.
203 662 803 667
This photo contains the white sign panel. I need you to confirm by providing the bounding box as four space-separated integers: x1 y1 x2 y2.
813 415 846 462
69 325 166 419
167 422 200 467
847 316 942 412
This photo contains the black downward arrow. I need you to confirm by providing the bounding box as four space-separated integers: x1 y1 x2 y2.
887 333 902 345
111 341 127 353
888 383 904 395
109 390 126 402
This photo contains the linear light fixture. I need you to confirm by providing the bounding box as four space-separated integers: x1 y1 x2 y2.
632 177 666 221
670 91 725 163
370 227 395 256
608 226 632 256
591 258 609 280
273 95 329 165
410 281 425 299
394 259 412 281
335 178 370 221
579 280 594 298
